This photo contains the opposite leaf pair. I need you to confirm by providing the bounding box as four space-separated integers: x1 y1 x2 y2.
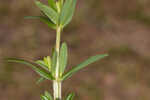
41 91 74 100
6 42 108 82
25 0 77 30
36 42 68 82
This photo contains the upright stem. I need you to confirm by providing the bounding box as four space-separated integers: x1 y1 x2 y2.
53 26 62 100
53 0 63 99
55 27 61 78
53 80 62 100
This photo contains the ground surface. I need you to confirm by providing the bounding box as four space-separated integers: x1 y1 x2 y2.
0 0 150 100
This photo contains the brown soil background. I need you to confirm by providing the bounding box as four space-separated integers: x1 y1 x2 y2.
0 0 150 100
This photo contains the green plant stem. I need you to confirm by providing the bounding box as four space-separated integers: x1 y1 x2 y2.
55 26 61 78
60 0 64 6
53 26 62 100
53 80 62 100
53 1 63 99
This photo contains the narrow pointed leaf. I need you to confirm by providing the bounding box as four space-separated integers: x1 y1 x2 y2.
41 95 49 100
44 91 53 100
44 57 48 65
51 49 57 76
59 42 68 76
36 57 51 72
40 95 45 100
6 58 54 80
65 93 75 100
46 56 52 71
24 16 56 29
48 0 57 11
43 56 51 71
62 54 108 80
35 1 58 24
35 60 49 71
36 77 45 84
60 0 77 27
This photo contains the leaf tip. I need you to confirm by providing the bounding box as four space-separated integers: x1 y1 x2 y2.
35 0 41 6
24 16 32 19
104 53 109 57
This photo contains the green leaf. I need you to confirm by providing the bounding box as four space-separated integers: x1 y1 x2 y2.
46 56 52 71
35 60 49 71
35 1 58 24
6 58 54 80
36 77 45 84
59 42 68 76
60 0 77 27
24 16 56 29
36 56 51 72
40 91 52 100
40 95 45 100
62 54 108 80
48 0 57 11
44 91 53 100
41 95 49 100
51 48 57 76
44 57 48 66
65 93 75 100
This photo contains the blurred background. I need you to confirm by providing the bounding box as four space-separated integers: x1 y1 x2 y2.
0 0 150 100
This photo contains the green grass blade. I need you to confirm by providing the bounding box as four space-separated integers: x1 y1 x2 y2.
48 0 57 11
65 93 75 100
35 1 58 24
62 54 108 80
6 58 54 80
24 16 56 29
59 42 68 76
60 0 77 27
